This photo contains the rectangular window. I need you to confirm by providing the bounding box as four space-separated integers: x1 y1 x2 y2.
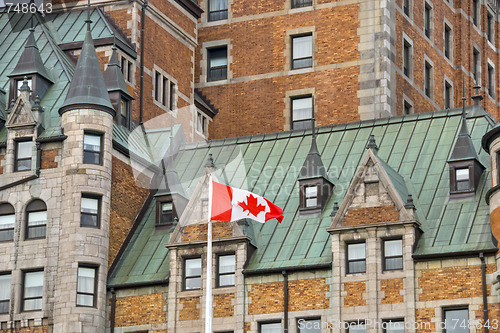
383 320 405 333
0 210 14 242
77 265 97 307
159 201 173 225
444 308 469 333
383 239 403 271
184 258 202 290
120 57 133 82
444 24 451 59
403 100 412 115
292 0 312 8
297 318 321 333
424 61 433 98
26 210 47 239
445 81 452 109
162 77 168 107
347 242 366 274
472 0 478 26
197 112 208 136
473 49 480 83
155 71 161 102
208 46 228 82
456 168 470 191
347 322 366 333
120 98 130 129
15 140 33 172
305 185 318 208
80 195 101 228
218 254 235 287
259 322 281 333
83 133 103 165
0 273 10 314
403 40 412 77
292 34 313 69
403 0 410 16
169 82 176 111
208 0 228 21
291 96 313 130
22 270 43 311
488 64 495 97
15 77 32 97
424 3 432 38
488 13 494 42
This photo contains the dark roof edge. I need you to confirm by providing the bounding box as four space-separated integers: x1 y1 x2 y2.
485 183 500 205
412 248 498 261
59 103 116 117
107 189 156 276
243 263 331 276
481 124 500 153
36 135 68 143
174 0 203 18
107 278 168 290
59 36 137 59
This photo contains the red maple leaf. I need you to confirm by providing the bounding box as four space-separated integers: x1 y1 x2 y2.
238 194 266 217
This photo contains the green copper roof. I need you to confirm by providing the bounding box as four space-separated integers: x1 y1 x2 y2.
103 47 132 98
108 109 497 286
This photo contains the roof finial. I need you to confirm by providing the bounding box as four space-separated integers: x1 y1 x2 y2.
404 194 415 209
367 134 378 151
462 74 466 119
206 153 215 168
472 85 483 108
19 76 31 93
330 202 339 217
32 95 42 112
7 99 15 114
312 114 316 141
86 0 92 31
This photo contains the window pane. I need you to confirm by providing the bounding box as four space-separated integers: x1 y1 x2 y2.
305 186 317 198
348 243 365 260
293 35 312 59
17 141 33 159
81 198 98 214
261 323 281 333
185 277 201 290
16 78 32 96
219 274 235 286
0 215 14 229
384 239 402 256
348 261 366 274
24 298 42 311
298 318 321 333
77 267 95 293
219 255 235 274
210 0 227 11
0 274 11 301
456 169 469 181
28 211 47 227
186 258 201 277
385 257 403 270
445 309 469 333
162 202 172 212
385 321 405 333
348 323 366 333
210 49 228 67
292 97 313 120
306 198 317 207
84 134 101 152
77 294 94 307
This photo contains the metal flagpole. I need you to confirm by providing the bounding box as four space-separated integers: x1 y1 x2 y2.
205 174 213 333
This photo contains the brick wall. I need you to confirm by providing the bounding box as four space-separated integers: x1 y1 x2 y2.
181 221 233 242
380 278 404 304
343 281 366 307
344 205 399 226
214 293 234 317
114 293 166 327
248 278 329 315
179 297 201 321
0 328 48 333
109 156 149 266
415 308 435 333
41 149 58 169
417 264 496 301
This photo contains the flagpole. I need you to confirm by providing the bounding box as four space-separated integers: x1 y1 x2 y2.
205 174 213 333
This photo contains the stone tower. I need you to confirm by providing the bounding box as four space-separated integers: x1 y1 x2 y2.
53 19 115 332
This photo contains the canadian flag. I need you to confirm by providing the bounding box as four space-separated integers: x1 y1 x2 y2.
209 181 284 223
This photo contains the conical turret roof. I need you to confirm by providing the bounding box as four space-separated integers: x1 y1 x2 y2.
103 46 133 99
59 30 114 115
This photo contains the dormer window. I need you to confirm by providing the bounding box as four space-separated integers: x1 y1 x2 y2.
304 185 318 208
119 97 131 128
455 168 470 191
156 195 176 227
15 140 33 172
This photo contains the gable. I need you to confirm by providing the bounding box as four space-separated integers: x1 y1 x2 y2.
5 94 36 128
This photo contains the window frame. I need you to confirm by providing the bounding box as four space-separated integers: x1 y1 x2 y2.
292 0 313 8
14 139 33 172
76 264 98 308
169 82 176 111
403 98 413 115
382 238 404 271
443 306 469 333
403 0 411 17
346 321 367 333
83 132 104 166
80 194 102 228
424 2 432 39
25 199 47 240
13 76 32 99
444 23 452 60
444 80 453 109
346 241 366 275
473 48 480 84
258 321 282 333
402 38 413 78
216 253 236 288
472 0 479 26
21 269 44 312
156 195 176 227
183 257 202 291
488 63 495 98
424 60 433 98
0 203 15 242
197 111 208 136
208 0 228 21
487 12 494 43
290 94 314 130
0 272 11 314
119 96 132 129
207 46 228 82
382 319 405 333
291 33 313 70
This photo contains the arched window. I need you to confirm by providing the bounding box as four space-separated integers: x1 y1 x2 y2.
0 203 15 242
25 200 47 239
